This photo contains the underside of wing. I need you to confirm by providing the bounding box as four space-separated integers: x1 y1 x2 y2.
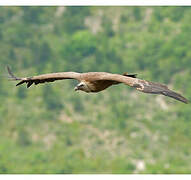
7 66 81 88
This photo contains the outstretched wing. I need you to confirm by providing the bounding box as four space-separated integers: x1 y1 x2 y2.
90 73 188 104
7 66 81 88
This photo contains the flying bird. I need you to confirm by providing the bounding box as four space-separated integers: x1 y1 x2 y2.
7 66 188 104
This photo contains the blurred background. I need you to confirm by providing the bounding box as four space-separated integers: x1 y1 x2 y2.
0 6 191 174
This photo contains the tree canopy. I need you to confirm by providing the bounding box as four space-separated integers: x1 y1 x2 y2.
0 7 190 173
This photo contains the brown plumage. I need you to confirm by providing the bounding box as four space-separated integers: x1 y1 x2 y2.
7 66 188 104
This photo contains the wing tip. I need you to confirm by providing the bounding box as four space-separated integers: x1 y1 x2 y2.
162 90 189 104
181 97 189 104
7 65 21 80
136 80 188 104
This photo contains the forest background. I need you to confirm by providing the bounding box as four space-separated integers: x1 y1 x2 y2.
0 6 191 173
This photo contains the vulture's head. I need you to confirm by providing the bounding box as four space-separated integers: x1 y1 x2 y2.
74 82 91 93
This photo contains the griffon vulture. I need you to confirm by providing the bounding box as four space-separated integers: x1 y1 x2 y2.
7 66 188 104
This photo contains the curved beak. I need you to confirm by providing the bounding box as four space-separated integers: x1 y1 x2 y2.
74 86 78 91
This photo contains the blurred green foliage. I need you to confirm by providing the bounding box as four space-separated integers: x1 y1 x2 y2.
0 6 191 174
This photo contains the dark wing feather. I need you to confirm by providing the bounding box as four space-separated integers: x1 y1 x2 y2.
7 66 21 80
123 72 137 78
136 80 188 104
7 66 81 88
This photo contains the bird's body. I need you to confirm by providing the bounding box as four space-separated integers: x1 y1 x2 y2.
7 66 188 104
75 72 126 93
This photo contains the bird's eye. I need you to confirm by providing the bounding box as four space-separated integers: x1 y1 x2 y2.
78 84 84 87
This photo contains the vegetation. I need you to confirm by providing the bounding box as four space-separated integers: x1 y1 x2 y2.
0 6 191 174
